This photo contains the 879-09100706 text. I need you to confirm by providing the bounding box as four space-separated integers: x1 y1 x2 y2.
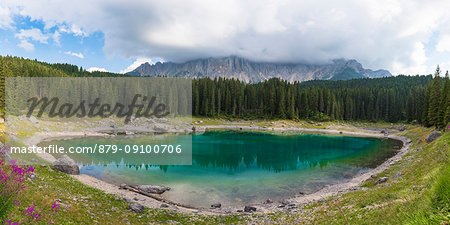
8 144 183 155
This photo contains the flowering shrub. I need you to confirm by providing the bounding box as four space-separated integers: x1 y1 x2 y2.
0 146 59 224
3 201 60 225
0 155 32 220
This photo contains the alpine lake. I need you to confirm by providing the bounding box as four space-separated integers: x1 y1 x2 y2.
40 130 403 208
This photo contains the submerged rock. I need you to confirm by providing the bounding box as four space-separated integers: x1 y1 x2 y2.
51 155 80 175
134 185 171 194
425 131 441 143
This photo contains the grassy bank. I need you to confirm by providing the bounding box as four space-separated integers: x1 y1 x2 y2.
257 127 449 224
1 121 448 224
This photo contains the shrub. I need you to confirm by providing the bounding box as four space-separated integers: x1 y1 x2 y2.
0 158 33 220
1 146 60 224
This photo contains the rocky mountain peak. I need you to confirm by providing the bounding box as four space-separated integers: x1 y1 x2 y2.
127 56 391 82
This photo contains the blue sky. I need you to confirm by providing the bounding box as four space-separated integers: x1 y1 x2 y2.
0 16 155 73
1 0 450 75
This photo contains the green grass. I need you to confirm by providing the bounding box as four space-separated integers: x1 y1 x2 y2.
8 166 246 224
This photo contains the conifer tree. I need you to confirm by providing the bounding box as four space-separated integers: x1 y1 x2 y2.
439 71 450 128
428 66 442 127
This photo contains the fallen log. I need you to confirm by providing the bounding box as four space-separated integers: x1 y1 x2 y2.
123 185 199 210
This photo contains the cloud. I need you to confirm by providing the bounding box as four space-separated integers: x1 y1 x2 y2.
392 42 429 75
52 30 61 46
65 51 84 58
0 6 12 29
436 35 450 52
17 39 34 51
120 57 154 74
58 24 88 37
87 67 107 72
15 28 49 43
13 27 61 48
3 0 450 74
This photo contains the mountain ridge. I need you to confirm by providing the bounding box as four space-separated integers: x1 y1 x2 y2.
128 56 391 82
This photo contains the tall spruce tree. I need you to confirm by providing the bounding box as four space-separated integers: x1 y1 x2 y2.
428 66 442 127
440 71 450 128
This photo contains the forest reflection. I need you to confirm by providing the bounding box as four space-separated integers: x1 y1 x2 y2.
49 131 400 173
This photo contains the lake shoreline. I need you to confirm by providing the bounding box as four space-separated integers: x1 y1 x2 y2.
20 125 411 215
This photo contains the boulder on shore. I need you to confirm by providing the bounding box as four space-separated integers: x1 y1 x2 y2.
375 177 388 185
244 206 256 212
397 124 406 131
425 131 441 143
154 124 169 132
134 185 171 194
51 155 80 175
129 203 145 213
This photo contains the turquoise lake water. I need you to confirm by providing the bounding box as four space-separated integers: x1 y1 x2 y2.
42 131 402 207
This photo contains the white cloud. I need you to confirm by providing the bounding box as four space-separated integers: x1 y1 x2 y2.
65 51 84 58
87 67 108 72
3 0 450 74
392 42 429 75
15 28 49 43
120 57 154 74
436 35 450 52
52 30 61 45
59 24 88 37
17 39 34 51
0 6 12 28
